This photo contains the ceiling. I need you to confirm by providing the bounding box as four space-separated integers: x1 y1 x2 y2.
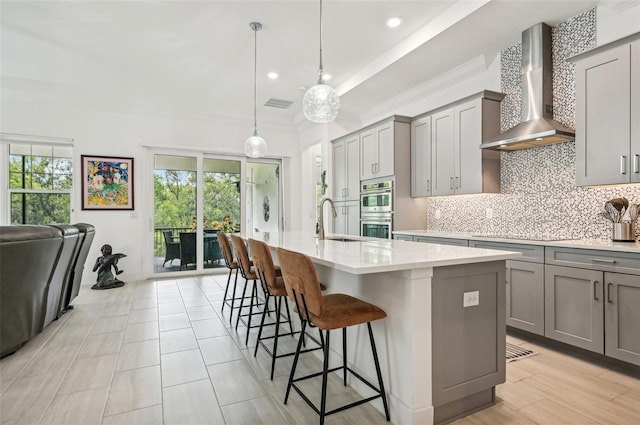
1 0 598 128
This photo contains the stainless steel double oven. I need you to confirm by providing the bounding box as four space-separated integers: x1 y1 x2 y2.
360 180 393 239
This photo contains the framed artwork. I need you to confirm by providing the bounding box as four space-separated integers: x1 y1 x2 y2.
81 155 134 210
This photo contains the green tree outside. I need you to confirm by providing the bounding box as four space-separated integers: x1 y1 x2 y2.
9 152 72 224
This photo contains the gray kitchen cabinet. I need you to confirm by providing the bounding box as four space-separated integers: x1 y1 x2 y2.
605 272 640 366
572 33 640 186
332 201 359 237
332 134 360 201
545 245 640 365
430 91 503 196
469 240 545 335
431 107 455 196
506 261 545 335
414 236 469 247
411 115 432 197
544 264 604 353
360 121 395 180
431 261 506 418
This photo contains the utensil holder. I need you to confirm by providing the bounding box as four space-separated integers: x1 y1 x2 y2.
612 222 635 242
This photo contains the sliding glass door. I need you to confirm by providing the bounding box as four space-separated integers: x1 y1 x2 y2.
151 151 280 276
153 154 198 273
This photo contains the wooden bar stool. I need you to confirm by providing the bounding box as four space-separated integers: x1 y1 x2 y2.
230 234 265 345
217 232 241 324
248 238 296 379
276 247 390 425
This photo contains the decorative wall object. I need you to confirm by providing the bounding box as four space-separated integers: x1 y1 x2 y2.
263 196 270 222
425 8 640 240
81 155 134 210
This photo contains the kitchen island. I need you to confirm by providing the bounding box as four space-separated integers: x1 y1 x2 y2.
250 232 522 425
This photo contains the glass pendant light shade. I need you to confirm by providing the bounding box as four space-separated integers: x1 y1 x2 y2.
304 0 339 123
246 22 266 158
303 83 340 123
244 132 267 158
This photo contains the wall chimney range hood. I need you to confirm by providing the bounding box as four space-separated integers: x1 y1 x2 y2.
480 22 575 151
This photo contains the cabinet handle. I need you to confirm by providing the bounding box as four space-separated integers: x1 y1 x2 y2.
592 258 617 264
455 176 460 189
375 163 380 173
607 282 613 303
426 179 431 192
634 154 639 174
371 163 375 174
449 177 454 190
620 156 627 175
593 281 599 300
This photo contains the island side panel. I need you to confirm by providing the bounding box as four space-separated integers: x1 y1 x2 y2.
431 260 507 424
315 264 436 425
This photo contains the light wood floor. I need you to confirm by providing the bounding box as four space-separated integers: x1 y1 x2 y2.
1 275 639 425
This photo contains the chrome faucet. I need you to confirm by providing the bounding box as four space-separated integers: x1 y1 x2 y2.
318 197 337 240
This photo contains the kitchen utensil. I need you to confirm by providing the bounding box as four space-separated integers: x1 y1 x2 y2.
605 202 619 223
608 197 629 212
599 211 614 222
629 203 639 222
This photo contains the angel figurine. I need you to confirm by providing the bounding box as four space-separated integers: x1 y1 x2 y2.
92 244 127 290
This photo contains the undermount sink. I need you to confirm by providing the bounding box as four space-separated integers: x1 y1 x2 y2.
324 237 361 242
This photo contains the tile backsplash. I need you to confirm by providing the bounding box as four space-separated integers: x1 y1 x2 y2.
425 8 640 240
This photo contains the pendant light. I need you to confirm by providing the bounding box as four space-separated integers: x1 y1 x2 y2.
303 0 340 123
245 22 267 158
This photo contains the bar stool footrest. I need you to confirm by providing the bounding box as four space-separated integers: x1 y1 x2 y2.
290 365 386 419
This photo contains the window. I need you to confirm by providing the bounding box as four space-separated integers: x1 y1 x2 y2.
7 143 73 224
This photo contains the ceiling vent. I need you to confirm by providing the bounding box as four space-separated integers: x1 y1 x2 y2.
264 98 294 109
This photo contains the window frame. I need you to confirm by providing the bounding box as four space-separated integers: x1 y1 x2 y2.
1 134 75 225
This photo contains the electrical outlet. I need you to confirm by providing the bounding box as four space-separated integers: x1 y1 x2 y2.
435 209 441 219
486 208 493 219
463 291 479 307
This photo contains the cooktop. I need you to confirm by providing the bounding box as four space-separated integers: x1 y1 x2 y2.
471 234 573 242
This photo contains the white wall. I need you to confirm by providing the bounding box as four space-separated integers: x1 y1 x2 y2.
1 85 300 282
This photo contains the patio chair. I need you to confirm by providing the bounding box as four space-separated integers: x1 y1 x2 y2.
179 232 197 270
163 230 181 267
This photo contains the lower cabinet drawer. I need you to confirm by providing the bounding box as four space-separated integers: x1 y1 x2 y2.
545 246 640 276
414 236 469 247
470 240 543 263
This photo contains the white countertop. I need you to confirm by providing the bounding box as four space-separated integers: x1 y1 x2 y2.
247 231 521 275
392 230 640 253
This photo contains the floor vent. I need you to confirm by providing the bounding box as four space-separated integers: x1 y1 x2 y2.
506 342 536 362
264 98 294 109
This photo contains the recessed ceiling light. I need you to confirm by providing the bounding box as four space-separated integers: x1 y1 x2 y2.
322 73 332 81
385 16 403 28
267 72 279 79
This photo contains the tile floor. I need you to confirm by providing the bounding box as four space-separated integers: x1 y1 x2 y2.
0 274 639 425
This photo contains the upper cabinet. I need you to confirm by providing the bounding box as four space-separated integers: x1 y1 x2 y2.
332 134 360 201
360 120 396 180
412 91 503 197
572 33 640 186
411 116 432 197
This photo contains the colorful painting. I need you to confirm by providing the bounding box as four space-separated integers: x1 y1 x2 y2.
81 155 134 210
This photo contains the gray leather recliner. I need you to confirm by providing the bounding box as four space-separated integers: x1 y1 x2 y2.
0 225 63 357
46 224 81 327
60 223 95 312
